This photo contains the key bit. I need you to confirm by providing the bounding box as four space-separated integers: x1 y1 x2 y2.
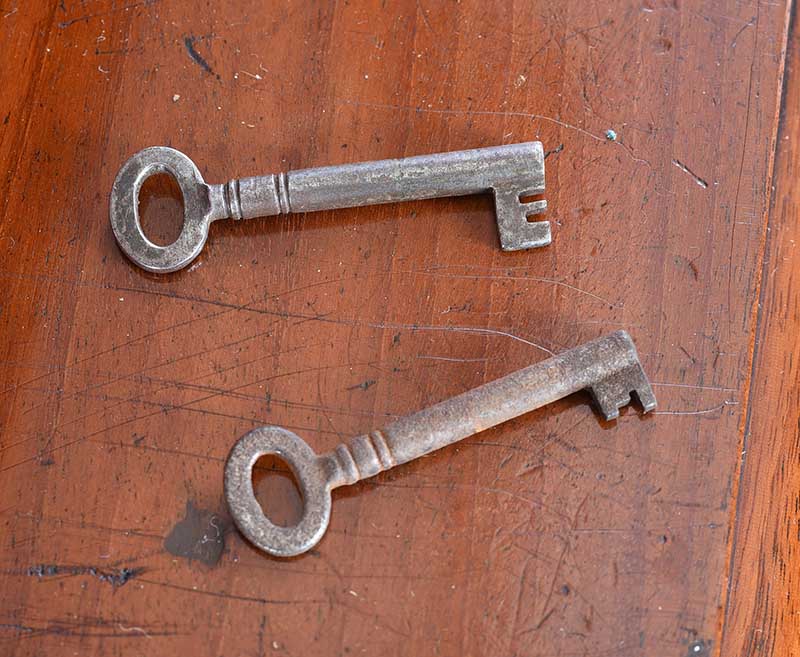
110 142 549 273
224 330 656 558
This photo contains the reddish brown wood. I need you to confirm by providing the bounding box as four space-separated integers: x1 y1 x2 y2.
0 1 792 655
719 12 800 657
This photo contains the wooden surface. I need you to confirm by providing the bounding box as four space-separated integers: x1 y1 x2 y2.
0 1 795 656
720 13 800 657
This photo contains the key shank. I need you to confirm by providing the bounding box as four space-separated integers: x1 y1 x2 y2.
230 141 547 252
231 142 544 216
327 330 656 486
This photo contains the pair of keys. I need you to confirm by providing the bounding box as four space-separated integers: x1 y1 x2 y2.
110 142 656 557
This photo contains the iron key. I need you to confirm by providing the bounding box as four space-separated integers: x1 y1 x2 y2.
110 142 549 273
224 330 656 557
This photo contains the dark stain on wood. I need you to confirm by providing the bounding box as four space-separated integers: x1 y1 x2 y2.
184 35 214 75
164 501 228 567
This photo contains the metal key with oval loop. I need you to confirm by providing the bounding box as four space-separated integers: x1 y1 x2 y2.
110 142 549 273
224 330 657 558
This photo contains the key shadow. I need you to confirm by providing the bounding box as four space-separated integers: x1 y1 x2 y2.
113 192 534 281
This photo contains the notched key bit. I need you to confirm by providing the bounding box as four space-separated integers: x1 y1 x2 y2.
110 142 549 273
224 330 657 558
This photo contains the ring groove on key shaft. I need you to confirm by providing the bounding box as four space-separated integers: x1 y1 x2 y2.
274 172 291 214
334 429 397 484
224 330 657 558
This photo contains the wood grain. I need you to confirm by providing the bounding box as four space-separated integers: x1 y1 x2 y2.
719 11 800 657
0 1 793 655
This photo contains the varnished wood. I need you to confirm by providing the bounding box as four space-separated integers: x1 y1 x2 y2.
719 12 800 657
0 1 794 655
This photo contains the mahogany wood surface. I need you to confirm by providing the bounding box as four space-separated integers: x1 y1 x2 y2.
0 1 796 655
719 12 800 657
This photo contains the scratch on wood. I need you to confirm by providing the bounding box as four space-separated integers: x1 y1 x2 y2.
544 143 564 159
652 400 738 415
117 623 152 639
58 0 158 28
672 159 709 188
370 322 554 354
22 563 143 587
347 379 376 391
731 15 757 48
340 99 606 142
137 576 327 606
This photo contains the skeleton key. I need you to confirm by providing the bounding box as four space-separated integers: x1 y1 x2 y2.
110 142 548 273
224 330 656 557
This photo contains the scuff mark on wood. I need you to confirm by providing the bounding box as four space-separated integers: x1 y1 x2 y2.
347 379 376 391
544 143 564 159
25 563 143 587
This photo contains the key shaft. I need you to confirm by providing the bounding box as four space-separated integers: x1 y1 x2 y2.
224 330 656 557
329 330 654 486
231 142 544 217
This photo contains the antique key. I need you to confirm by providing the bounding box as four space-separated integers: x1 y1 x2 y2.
110 142 548 273
224 331 656 557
